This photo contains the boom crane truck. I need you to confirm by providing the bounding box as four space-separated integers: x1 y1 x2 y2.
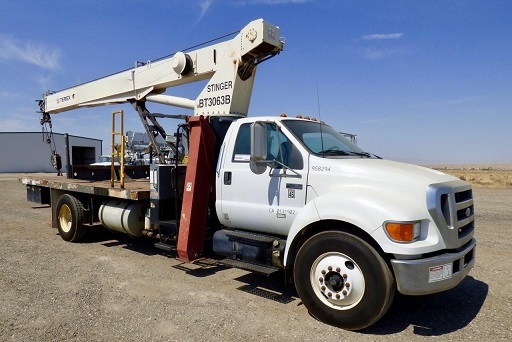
21 19 476 330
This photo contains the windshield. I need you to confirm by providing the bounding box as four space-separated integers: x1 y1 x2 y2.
282 120 369 157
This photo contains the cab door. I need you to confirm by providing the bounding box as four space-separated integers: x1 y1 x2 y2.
217 122 308 236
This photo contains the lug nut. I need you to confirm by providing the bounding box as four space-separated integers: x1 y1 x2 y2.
321 286 326 291
336 267 341 272
321 270 326 275
319 277 323 282
342 290 347 295
345 282 350 288
328 266 332 271
328 292 332 297
336 294 341 299
343 274 347 279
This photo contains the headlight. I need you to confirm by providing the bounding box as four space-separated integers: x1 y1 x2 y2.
384 221 421 243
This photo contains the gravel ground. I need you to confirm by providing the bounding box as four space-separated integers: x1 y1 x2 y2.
0 174 511 341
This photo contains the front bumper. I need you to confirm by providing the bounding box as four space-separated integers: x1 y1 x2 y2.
390 238 476 295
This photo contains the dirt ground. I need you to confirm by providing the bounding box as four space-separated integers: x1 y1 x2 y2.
0 173 511 341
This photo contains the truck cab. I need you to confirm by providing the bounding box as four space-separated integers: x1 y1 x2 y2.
214 116 475 329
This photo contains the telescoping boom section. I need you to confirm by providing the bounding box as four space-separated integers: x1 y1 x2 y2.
40 18 283 118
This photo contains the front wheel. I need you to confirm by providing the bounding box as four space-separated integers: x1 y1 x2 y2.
294 231 395 330
55 194 86 242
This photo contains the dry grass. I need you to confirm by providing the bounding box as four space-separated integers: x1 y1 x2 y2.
428 165 512 189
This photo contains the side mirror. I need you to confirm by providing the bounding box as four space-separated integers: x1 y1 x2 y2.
250 122 268 174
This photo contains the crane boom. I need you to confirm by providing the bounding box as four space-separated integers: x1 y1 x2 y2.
40 18 283 117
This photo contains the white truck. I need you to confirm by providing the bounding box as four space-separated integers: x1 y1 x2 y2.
21 19 475 330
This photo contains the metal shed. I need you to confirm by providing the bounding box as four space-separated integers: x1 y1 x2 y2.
0 132 102 173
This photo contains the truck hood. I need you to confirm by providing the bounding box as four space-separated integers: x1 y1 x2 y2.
305 157 473 254
307 157 461 200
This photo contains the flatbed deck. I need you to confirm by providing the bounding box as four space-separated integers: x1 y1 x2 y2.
19 173 150 201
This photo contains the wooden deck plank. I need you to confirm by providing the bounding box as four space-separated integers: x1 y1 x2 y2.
19 173 150 201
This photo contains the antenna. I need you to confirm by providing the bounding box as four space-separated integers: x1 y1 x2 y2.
316 83 325 157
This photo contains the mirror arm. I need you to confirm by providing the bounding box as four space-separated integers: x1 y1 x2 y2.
268 160 302 178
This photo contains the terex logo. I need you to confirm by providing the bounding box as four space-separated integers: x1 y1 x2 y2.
56 94 74 104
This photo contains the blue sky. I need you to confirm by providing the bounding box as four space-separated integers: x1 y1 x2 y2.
1 0 511 164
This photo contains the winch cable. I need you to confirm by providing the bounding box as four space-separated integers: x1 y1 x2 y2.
40 112 62 175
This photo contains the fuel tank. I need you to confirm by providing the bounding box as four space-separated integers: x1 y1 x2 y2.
99 200 144 237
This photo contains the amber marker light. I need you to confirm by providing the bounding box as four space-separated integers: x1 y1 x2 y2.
384 221 420 243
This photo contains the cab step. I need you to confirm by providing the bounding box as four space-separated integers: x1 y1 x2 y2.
225 230 277 247
218 258 279 276
154 242 175 252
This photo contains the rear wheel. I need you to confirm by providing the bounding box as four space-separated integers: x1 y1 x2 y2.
56 194 86 242
294 231 395 330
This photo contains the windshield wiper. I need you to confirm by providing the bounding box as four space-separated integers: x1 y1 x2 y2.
319 149 351 155
319 149 380 158
357 151 382 159
346 151 382 158
349 151 372 158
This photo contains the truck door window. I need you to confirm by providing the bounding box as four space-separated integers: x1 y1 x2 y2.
233 123 303 170
233 123 277 163
233 123 251 162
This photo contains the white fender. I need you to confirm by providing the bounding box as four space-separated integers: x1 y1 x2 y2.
283 185 443 266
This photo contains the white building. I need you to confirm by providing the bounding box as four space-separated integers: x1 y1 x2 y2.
0 132 102 173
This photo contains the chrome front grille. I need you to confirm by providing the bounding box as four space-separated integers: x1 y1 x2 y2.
427 180 475 248
453 189 474 238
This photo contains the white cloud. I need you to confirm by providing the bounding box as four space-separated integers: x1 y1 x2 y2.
199 0 214 18
192 0 214 26
361 33 404 40
37 75 54 91
0 36 60 70
357 32 412 60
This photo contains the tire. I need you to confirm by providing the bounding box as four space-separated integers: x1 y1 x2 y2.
55 194 86 242
294 231 395 330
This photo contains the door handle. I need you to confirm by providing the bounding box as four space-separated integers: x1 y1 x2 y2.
224 171 232 185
